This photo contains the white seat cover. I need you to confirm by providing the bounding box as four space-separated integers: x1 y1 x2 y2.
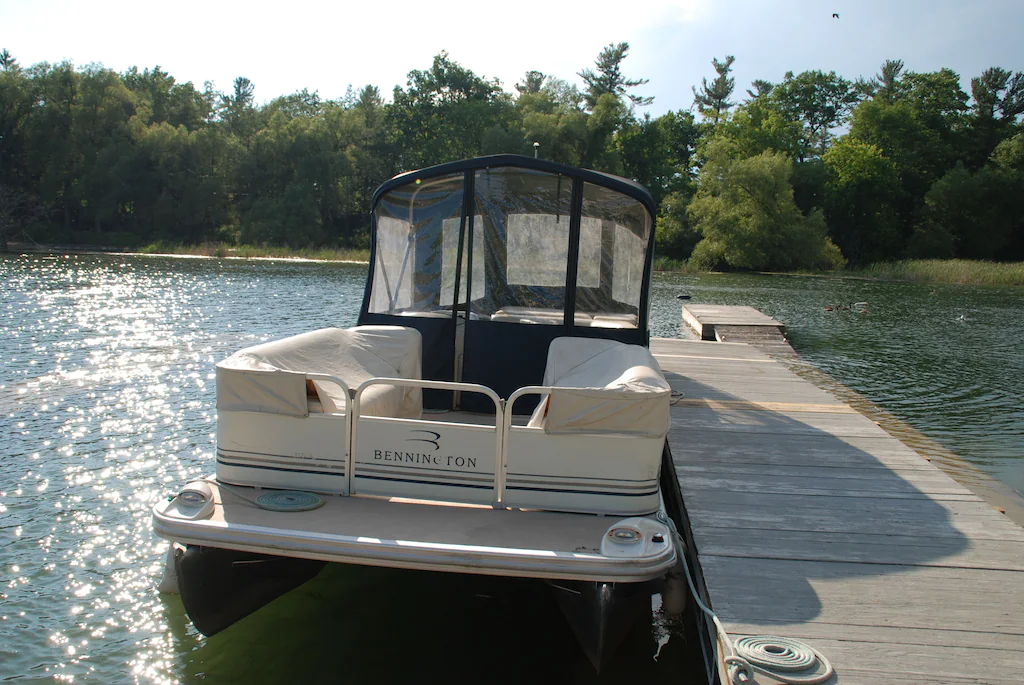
216 326 422 418
534 337 670 438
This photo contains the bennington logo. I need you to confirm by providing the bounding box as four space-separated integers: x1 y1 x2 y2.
406 430 440 450
372 429 478 468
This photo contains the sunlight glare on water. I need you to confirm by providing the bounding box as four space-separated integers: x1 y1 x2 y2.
2 253 1020 682
1 255 366 683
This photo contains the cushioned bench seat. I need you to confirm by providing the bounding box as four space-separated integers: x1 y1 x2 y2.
216 326 422 419
502 337 671 515
528 337 670 436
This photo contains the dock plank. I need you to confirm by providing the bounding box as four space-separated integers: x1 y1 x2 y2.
683 485 1024 541
700 556 1024 634
670 431 943 470
690 529 1024 570
653 329 1024 685
675 463 977 494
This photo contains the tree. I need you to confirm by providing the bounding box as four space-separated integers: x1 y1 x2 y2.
578 42 652 110
823 138 901 264
849 67 971 251
991 132 1024 171
771 70 859 159
745 79 774 101
582 92 627 170
0 184 43 250
220 76 262 149
515 70 546 96
687 138 844 271
692 55 735 124
123 66 213 130
911 164 1024 261
388 52 512 169
0 61 33 187
866 59 906 103
971 67 1024 122
617 110 699 203
656 186 700 261
965 67 1024 167
516 79 589 166
716 96 802 159
0 48 18 72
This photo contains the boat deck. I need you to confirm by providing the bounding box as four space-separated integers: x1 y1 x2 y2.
652 335 1024 684
154 483 676 583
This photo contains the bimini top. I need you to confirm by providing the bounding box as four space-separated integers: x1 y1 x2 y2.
358 155 657 406
361 155 656 329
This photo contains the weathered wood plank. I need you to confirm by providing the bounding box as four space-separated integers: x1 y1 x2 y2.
669 431 937 470
674 463 975 494
723 621 1024 652
653 329 1024 684
692 529 1024 570
677 471 980 500
682 305 785 328
651 337 773 360
670 398 857 414
682 490 1024 541
669 406 886 438
700 556 1024 634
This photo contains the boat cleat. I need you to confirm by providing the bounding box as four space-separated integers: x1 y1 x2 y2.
600 517 672 559
163 481 215 521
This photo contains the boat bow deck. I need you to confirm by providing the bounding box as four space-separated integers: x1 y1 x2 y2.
154 484 676 583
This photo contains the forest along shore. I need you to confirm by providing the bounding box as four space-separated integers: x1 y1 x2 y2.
1 48 1021 277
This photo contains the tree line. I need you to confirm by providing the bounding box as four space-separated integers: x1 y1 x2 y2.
0 45 1021 268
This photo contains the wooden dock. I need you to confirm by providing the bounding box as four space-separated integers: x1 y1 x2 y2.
651 327 1024 684
682 304 786 343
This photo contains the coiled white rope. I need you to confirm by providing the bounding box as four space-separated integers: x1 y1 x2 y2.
254 489 324 512
668 523 834 685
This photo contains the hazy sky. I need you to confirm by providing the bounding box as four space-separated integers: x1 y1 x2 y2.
4 0 1022 115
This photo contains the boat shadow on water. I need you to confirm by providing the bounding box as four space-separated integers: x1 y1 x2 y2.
163 563 705 684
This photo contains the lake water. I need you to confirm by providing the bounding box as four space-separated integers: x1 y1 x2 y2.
2 253 1021 683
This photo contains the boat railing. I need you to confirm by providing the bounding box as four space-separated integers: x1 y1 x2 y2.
350 378 505 504
304 372 352 414
501 386 550 503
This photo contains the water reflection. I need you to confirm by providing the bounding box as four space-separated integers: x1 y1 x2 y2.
653 272 1024 494
1 254 1020 682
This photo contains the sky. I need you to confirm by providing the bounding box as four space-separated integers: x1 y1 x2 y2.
3 0 1022 116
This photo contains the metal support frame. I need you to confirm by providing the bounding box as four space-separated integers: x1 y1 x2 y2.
351 377 505 507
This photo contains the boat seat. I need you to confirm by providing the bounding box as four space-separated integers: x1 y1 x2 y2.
491 308 593 326
527 337 670 437
216 325 423 419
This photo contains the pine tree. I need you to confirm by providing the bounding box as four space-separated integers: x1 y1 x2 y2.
578 42 653 111
693 55 736 124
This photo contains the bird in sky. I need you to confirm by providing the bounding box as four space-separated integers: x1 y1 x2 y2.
833 13 840 18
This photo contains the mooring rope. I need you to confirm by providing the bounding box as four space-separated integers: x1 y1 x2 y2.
254 490 325 512
668 522 834 685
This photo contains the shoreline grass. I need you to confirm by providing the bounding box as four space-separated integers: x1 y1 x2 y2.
136 242 370 263
844 259 1024 286
652 256 701 273
653 256 1024 286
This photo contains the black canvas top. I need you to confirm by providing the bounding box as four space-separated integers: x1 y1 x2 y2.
371 154 657 219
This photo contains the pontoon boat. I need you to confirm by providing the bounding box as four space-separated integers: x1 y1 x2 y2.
153 155 680 670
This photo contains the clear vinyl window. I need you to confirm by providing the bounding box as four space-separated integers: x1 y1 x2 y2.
472 168 572 324
369 174 464 316
574 182 651 329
